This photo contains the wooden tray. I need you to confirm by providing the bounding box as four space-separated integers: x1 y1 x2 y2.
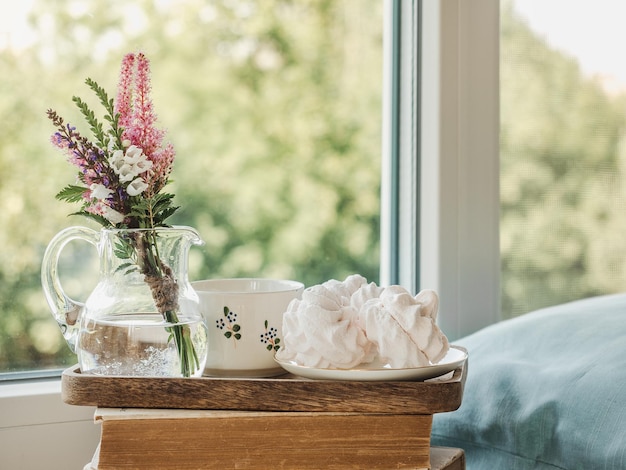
62 356 467 414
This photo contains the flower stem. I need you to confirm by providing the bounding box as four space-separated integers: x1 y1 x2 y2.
164 310 199 378
136 230 200 377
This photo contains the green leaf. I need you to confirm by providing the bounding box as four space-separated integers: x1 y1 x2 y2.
85 78 114 115
224 331 232 339
114 240 136 260
55 185 86 203
234 333 242 340
71 78 123 152
157 205 180 223
232 324 241 332
70 211 109 227
127 192 180 227
114 262 138 275
72 96 107 149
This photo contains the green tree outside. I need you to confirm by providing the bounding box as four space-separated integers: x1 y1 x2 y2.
501 2 626 318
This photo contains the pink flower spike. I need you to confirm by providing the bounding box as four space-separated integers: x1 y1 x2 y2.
131 53 165 157
115 53 136 131
148 143 176 193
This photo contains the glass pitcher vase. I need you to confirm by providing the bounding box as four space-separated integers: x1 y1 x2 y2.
42 226 208 377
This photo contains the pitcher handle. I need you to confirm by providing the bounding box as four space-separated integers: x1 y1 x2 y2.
41 226 99 353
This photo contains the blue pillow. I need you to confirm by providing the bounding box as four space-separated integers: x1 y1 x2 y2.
432 293 626 470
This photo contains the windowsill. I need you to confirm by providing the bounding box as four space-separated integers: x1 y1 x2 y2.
0 376 61 396
0 378 100 469
0 377 93 426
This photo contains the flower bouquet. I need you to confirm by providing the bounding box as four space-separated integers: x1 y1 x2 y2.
46 53 204 377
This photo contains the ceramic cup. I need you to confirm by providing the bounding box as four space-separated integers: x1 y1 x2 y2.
192 278 304 377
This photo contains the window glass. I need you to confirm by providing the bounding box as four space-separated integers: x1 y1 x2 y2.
0 0 383 373
501 0 626 318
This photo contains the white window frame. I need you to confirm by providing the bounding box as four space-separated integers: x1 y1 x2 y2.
382 0 500 340
0 1 500 467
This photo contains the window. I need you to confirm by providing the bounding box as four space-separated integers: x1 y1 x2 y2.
2 0 505 377
0 0 383 375
501 1 626 318
406 0 626 337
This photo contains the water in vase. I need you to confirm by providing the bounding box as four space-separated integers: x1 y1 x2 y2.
78 314 208 377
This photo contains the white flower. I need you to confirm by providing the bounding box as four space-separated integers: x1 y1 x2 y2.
118 163 138 183
126 177 149 196
109 146 153 184
134 157 153 173
102 206 125 224
91 201 125 225
125 146 153 174
124 145 144 164
109 149 125 171
89 183 113 200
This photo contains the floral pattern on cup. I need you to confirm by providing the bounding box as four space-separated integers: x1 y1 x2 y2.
215 306 242 343
260 320 281 352
214 310 281 353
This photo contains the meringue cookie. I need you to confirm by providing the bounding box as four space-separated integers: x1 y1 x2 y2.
278 275 374 369
350 281 384 313
358 297 430 368
301 284 345 312
414 288 439 320
278 274 450 370
320 274 368 304
361 286 449 367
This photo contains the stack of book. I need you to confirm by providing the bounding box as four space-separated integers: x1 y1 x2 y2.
63 353 467 470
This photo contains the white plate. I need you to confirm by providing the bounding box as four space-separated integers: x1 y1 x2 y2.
274 346 467 381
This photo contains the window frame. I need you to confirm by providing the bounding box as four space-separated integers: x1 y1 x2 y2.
420 0 500 339
382 0 500 340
